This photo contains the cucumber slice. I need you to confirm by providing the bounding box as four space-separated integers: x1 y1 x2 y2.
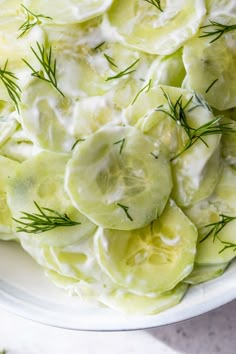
65 126 172 230
185 165 236 264
126 85 221 206
45 269 79 289
95 201 197 295
183 21 236 110
147 49 186 88
206 0 236 20
212 165 236 211
45 22 153 103
0 114 18 148
7 151 97 247
25 0 113 24
44 20 107 98
107 0 206 55
0 124 34 162
0 156 19 236
100 283 188 315
46 264 188 315
184 262 229 285
221 118 236 164
20 232 100 282
20 79 75 152
0 7 45 76
71 96 123 141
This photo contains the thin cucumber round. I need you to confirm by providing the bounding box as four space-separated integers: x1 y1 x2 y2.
65 126 172 230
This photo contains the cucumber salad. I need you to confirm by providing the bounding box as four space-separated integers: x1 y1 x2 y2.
0 0 236 315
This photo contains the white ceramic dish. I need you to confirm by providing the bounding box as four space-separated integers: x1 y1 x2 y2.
0 240 235 331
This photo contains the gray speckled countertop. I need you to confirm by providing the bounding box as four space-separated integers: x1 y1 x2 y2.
0 300 235 354
148 300 236 354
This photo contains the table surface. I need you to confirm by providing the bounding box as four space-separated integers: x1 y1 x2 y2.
0 299 235 354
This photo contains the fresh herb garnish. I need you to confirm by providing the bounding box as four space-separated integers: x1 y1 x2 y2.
201 214 236 243
113 138 125 154
18 4 52 38
188 92 212 113
117 203 133 221
0 60 21 112
218 240 236 254
13 201 80 234
22 42 64 97
132 79 152 105
201 214 236 254
104 54 118 68
106 58 140 81
199 20 236 43
0 350 6 354
150 152 158 159
156 89 234 161
93 41 106 50
205 79 218 93
143 0 163 12
71 139 85 151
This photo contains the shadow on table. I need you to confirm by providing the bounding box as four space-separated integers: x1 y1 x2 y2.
147 300 236 354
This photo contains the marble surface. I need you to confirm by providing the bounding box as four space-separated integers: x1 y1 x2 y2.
0 300 235 354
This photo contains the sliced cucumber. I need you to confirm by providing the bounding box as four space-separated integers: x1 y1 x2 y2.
7 151 97 247
0 6 45 77
147 49 186 88
100 283 188 315
65 126 172 230
185 165 236 265
0 124 34 162
0 156 19 236
0 114 18 148
126 85 221 206
45 269 79 289
206 0 236 20
20 232 100 282
71 95 123 141
25 0 113 24
20 79 75 153
94 201 197 295
183 21 236 110
107 0 206 55
221 118 236 164
184 262 229 285
45 22 153 103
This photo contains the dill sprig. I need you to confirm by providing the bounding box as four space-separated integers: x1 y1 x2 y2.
93 41 106 50
22 42 64 97
205 79 218 93
104 54 118 68
113 138 125 154
218 240 236 254
0 60 21 112
18 4 52 38
199 20 236 43
201 214 236 254
132 79 152 105
200 214 236 243
117 203 133 221
13 201 81 234
106 58 140 81
143 0 163 12
71 139 85 151
150 152 158 159
188 92 212 113
156 89 234 161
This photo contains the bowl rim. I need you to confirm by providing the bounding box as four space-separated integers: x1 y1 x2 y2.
0 241 235 331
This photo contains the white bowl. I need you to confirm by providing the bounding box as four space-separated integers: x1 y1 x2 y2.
0 240 235 331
